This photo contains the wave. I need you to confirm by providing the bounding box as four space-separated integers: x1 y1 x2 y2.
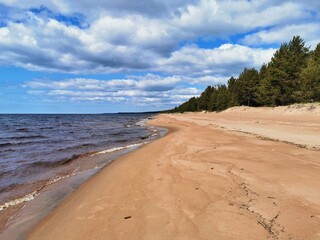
39 127 54 130
0 143 12 147
2 154 82 179
56 143 97 153
90 142 148 156
114 139 128 143
0 168 83 211
0 142 29 148
135 119 148 126
0 163 100 212
27 154 81 169
3 140 143 178
0 138 47 148
140 135 150 140
16 128 29 132
109 130 133 136
8 135 47 140
0 191 38 211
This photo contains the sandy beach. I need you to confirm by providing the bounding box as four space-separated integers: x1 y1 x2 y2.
28 105 320 239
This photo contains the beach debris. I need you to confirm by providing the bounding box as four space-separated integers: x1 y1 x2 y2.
124 216 132 219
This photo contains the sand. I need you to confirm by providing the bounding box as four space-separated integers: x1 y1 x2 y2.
28 105 320 240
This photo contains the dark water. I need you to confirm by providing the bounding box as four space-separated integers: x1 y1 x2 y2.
0 114 156 204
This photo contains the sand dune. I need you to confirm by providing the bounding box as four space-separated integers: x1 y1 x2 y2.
176 103 320 150
29 106 320 239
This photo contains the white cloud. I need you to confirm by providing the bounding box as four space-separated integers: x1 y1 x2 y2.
25 75 182 91
174 0 312 39
191 75 230 85
0 12 170 73
0 0 318 74
137 75 181 91
0 0 195 19
242 23 320 48
25 78 137 90
24 75 202 108
157 44 276 76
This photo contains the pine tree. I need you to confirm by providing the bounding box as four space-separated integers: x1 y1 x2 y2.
236 68 259 106
227 77 239 107
215 85 230 111
300 43 320 102
267 36 309 105
198 86 214 110
257 64 272 105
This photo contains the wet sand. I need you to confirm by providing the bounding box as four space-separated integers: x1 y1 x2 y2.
29 105 320 239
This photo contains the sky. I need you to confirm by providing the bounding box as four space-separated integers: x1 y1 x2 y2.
0 0 319 113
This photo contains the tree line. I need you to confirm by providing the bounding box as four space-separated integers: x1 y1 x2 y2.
170 36 320 113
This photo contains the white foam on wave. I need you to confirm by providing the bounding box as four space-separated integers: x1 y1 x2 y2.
47 169 79 185
90 142 148 157
0 169 80 212
0 191 38 211
135 118 148 127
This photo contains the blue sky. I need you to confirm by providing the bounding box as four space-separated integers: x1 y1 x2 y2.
0 1 319 113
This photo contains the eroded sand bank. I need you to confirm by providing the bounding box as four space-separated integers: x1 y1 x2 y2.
29 105 320 239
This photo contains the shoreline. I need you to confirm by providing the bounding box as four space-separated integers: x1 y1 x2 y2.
0 120 166 239
27 107 320 239
0 145 141 239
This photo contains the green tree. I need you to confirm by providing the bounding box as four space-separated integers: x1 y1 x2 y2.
227 77 239 107
257 63 282 106
236 68 259 106
198 86 214 110
208 87 218 111
215 85 230 111
300 43 320 102
267 36 309 105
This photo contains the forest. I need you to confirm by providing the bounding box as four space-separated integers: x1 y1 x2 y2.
170 36 320 112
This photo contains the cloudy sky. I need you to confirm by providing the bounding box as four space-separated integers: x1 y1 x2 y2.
0 0 319 113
